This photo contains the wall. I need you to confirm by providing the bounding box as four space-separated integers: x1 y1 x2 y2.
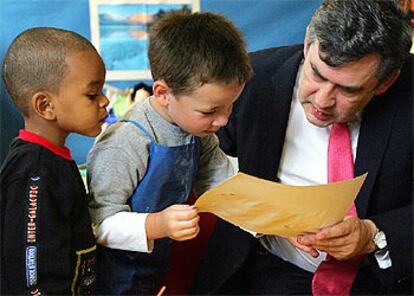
0 0 322 164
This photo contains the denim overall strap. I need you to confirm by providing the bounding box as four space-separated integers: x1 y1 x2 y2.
121 119 155 142
96 119 200 295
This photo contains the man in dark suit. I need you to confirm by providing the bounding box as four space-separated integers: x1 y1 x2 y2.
191 0 412 294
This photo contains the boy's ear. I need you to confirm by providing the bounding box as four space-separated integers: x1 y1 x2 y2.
31 92 56 121
152 80 170 107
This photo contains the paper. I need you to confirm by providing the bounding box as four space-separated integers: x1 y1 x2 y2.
195 172 367 236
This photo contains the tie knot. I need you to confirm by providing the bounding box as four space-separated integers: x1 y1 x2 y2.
331 123 350 135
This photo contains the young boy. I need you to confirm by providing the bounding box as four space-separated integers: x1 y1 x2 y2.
0 27 109 294
87 11 253 295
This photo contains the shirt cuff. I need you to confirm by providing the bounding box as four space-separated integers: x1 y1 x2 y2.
93 212 154 253
374 249 392 269
238 225 263 237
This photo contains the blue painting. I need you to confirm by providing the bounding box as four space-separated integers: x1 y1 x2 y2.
90 0 198 80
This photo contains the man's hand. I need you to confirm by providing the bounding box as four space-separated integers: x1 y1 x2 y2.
284 236 320 258
146 204 200 241
296 217 378 260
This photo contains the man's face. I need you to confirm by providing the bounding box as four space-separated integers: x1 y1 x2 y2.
298 41 382 127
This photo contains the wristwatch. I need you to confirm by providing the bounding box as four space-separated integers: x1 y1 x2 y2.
373 229 387 250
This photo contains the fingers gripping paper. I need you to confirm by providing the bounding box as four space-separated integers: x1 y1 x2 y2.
195 172 367 236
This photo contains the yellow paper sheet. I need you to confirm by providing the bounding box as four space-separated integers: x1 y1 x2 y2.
195 172 367 236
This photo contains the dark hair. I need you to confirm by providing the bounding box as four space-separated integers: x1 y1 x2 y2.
131 82 153 101
2 27 97 116
307 0 412 85
148 11 253 95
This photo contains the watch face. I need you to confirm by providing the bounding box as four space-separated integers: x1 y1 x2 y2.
374 231 387 249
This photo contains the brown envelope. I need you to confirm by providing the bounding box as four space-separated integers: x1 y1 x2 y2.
195 172 367 236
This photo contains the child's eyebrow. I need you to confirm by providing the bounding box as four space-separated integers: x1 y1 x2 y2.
87 81 103 88
199 106 219 112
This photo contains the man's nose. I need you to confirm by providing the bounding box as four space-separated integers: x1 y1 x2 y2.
314 82 335 109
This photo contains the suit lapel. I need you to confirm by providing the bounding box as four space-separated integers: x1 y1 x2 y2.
259 50 304 181
354 95 397 217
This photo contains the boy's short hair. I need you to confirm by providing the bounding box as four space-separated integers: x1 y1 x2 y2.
2 27 97 117
148 11 253 95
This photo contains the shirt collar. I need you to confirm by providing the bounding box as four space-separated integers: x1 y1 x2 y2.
17 130 73 161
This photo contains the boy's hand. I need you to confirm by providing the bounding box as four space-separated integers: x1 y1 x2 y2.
146 204 200 241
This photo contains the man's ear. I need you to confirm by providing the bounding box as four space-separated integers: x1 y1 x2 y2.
31 92 56 120
374 70 400 95
152 80 170 107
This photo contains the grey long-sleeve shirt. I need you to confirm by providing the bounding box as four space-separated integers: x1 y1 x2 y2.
87 98 234 252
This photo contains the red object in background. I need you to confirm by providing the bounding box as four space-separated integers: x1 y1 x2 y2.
160 191 218 295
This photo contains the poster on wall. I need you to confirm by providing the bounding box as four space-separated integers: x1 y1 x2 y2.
89 0 200 81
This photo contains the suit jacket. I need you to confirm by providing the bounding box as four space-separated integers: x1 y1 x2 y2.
192 45 413 293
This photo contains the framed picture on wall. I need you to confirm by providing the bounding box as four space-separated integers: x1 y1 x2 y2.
89 0 200 81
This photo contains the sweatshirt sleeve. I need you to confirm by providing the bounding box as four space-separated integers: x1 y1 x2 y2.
87 122 153 252
2 175 42 294
87 123 151 224
2 173 78 294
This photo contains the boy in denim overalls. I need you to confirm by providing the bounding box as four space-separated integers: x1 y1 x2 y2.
87 11 252 295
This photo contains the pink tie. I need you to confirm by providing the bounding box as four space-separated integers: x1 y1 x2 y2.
312 123 363 295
